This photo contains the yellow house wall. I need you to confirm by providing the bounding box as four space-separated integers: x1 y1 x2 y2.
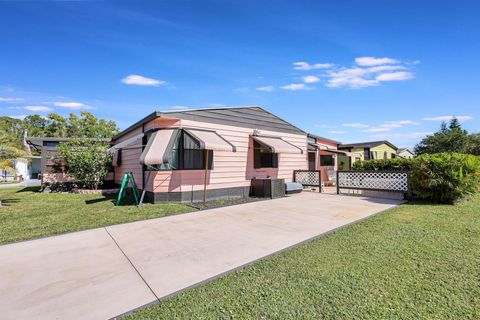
370 144 397 159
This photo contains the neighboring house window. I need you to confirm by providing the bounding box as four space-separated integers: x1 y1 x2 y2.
254 141 278 168
364 148 370 160
384 151 388 159
320 155 334 166
43 141 59 147
146 130 213 170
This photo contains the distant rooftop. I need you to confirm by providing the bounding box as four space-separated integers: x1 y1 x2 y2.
338 140 398 150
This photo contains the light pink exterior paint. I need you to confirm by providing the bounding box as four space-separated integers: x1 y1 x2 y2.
311 137 339 184
112 116 308 194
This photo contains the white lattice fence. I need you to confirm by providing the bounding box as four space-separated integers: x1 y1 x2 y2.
337 171 409 192
294 170 321 187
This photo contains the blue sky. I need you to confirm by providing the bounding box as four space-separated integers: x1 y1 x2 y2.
1 0 479 147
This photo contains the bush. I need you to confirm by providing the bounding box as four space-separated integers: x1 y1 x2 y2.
57 139 112 190
353 153 480 204
411 153 480 204
352 157 414 171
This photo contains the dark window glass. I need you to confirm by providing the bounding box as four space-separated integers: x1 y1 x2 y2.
384 151 388 159
145 130 212 171
254 141 278 168
320 155 334 166
43 141 59 147
364 148 371 160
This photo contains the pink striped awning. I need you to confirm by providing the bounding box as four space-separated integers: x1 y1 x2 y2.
140 129 179 165
184 129 236 152
252 135 303 154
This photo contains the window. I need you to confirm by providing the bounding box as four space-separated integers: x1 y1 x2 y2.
43 141 59 147
364 148 370 160
146 130 213 171
320 155 334 166
384 151 388 159
181 132 213 170
254 141 278 168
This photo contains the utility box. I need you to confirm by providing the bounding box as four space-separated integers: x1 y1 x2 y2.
250 178 285 198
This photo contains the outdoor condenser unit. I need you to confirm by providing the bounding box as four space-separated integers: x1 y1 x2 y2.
250 178 286 199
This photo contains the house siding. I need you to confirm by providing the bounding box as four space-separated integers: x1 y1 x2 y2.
112 115 307 201
370 144 397 159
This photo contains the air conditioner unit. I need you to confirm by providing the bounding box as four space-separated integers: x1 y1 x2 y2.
250 178 285 199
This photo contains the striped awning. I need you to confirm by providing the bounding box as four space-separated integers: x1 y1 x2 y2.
140 129 179 165
252 135 303 154
184 129 236 152
108 133 144 153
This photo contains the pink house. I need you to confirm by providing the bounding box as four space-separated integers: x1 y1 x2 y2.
111 106 308 203
307 134 356 185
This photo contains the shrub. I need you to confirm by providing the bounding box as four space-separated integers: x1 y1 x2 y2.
352 157 414 171
57 139 112 190
353 153 480 204
411 153 480 204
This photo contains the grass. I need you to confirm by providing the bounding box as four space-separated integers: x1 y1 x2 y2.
0 186 195 245
0 180 20 184
127 194 480 319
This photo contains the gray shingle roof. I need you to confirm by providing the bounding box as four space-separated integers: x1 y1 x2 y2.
113 106 306 140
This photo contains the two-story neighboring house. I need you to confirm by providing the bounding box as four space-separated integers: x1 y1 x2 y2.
337 140 398 170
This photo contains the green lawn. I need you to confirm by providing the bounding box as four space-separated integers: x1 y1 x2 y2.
0 187 195 245
127 195 480 319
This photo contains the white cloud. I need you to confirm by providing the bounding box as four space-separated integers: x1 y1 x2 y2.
10 115 27 120
170 105 190 110
384 120 420 125
324 57 416 88
362 127 391 132
370 132 432 140
376 71 414 81
24 106 53 112
0 97 24 102
281 83 313 91
423 115 473 121
315 124 336 128
380 123 402 129
367 65 406 73
355 57 399 66
121 74 166 86
53 102 92 110
329 130 347 134
293 61 333 70
302 75 320 83
208 103 226 107
256 85 274 92
342 123 369 128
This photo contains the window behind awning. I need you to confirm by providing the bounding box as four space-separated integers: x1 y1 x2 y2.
252 135 303 154
184 129 236 152
140 129 179 165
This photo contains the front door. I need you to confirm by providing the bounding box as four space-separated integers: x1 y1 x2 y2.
308 152 316 170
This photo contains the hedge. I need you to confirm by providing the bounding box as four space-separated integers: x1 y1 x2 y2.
352 153 480 204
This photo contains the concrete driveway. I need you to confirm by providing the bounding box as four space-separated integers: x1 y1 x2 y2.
0 192 402 320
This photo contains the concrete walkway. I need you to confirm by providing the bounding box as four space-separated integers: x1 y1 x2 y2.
0 193 402 319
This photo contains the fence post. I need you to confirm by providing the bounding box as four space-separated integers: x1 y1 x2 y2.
318 171 321 193
336 171 339 194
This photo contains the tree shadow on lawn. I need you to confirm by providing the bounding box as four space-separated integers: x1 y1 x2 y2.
16 186 41 193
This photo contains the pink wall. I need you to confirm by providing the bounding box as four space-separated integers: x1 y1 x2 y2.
112 116 308 194
314 137 338 184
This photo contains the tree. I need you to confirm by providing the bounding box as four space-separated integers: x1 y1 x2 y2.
23 115 48 137
414 117 478 155
0 130 25 179
57 139 112 190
